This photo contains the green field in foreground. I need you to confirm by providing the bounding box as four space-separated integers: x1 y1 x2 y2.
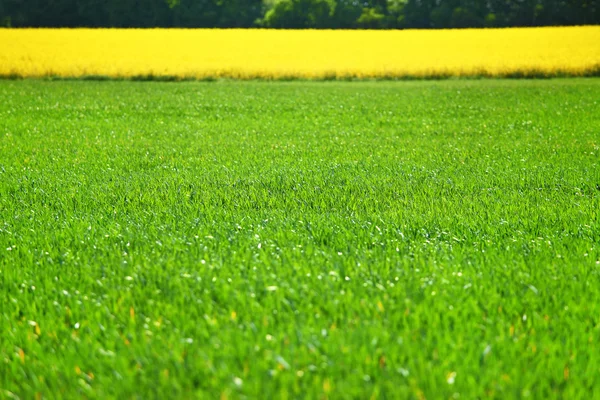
1 79 599 399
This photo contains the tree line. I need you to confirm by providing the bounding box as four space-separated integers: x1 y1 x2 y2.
1 0 598 29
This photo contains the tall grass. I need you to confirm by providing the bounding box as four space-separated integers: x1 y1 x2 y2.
1 79 599 398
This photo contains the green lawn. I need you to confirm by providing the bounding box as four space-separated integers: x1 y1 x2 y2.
1 79 599 399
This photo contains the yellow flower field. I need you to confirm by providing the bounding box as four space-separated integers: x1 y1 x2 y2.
1 27 599 79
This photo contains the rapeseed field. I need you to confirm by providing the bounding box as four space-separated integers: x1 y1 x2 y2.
1 26 599 79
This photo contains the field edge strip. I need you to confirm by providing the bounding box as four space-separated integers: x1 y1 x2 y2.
1 66 600 82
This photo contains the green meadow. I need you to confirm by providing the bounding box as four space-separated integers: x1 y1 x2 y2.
1 79 599 398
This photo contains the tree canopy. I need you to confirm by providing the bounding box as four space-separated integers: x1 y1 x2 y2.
1 0 598 28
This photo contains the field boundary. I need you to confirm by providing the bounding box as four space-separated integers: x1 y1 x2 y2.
1 65 600 82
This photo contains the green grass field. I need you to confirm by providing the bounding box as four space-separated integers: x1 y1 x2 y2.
1 79 599 399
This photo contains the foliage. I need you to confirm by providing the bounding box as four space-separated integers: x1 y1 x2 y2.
0 0 264 28
259 0 337 28
1 79 600 398
356 8 387 29
0 0 598 28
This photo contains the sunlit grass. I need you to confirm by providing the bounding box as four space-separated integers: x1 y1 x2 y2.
1 79 599 398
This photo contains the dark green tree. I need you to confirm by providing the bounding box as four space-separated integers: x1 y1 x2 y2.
260 0 335 28
0 0 598 28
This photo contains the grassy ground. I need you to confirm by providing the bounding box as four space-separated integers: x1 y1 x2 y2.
0 79 599 399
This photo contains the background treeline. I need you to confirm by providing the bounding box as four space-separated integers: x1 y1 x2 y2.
1 0 598 29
